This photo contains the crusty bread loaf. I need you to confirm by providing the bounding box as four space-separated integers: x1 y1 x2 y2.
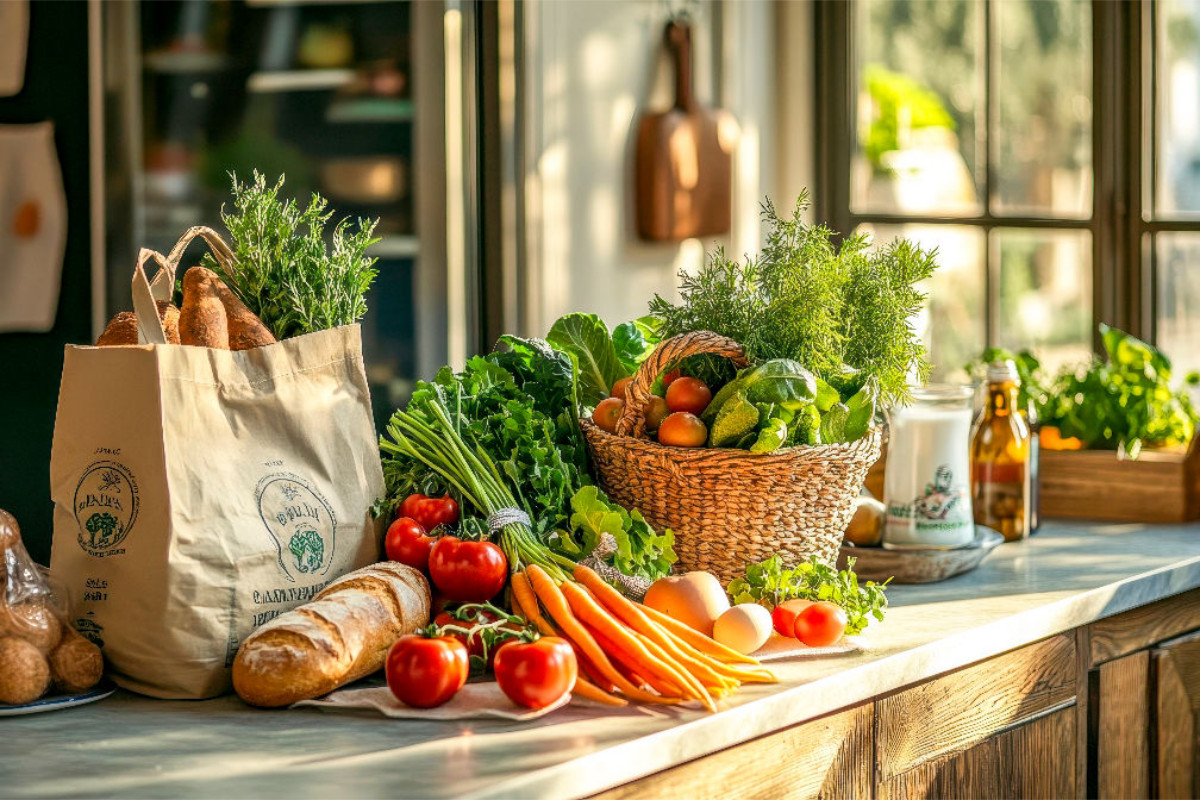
179 266 230 349
232 562 431 708
209 273 276 351
96 302 181 346
0 637 51 705
49 627 104 694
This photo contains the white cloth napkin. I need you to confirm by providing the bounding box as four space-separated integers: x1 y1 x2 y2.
751 634 866 662
293 682 572 721
0 1 28 97
0 122 67 332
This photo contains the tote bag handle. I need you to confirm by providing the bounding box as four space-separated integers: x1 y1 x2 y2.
131 226 237 345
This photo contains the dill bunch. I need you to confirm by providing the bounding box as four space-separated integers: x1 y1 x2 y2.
648 193 936 405
201 171 380 340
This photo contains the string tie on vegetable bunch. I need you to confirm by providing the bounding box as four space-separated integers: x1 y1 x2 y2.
486 507 531 535
581 535 653 602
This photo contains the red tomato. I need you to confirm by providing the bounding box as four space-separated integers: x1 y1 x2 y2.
644 396 669 432
493 636 578 709
385 635 469 708
661 368 682 388
384 517 436 572
401 494 459 532
793 601 848 647
656 412 707 447
428 536 508 602
771 599 813 638
591 397 624 433
665 377 713 415
611 377 633 398
433 609 518 667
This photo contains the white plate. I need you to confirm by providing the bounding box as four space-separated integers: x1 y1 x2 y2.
0 679 117 716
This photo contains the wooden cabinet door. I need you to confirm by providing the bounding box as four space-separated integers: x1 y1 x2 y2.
876 635 1078 800
1153 631 1200 799
1092 650 1151 799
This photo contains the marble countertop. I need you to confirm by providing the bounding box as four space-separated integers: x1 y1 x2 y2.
6 520 1200 799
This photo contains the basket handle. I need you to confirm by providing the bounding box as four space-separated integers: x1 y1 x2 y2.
614 330 750 439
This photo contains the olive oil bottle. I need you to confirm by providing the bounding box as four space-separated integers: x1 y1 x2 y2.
970 361 1032 541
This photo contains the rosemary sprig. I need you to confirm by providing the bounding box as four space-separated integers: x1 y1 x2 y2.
201 171 380 340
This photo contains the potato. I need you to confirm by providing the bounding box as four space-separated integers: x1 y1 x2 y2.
643 572 731 637
844 496 885 547
713 604 773 655
0 637 50 704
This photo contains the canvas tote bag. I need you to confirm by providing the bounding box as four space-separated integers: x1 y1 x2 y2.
50 227 382 699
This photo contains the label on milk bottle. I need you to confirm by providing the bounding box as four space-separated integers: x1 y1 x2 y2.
885 463 974 547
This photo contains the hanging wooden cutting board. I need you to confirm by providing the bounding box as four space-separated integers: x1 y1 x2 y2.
635 19 735 242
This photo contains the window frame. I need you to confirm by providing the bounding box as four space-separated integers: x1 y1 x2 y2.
814 0 1196 357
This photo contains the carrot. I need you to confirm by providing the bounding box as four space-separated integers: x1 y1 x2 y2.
638 602 762 664
572 676 628 707
525 566 681 705
571 564 741 691
561 581 715 711
584 621 681 697
511 572 557 637
514 572 620 695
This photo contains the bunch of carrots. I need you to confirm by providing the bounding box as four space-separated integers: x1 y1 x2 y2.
384 395 776 710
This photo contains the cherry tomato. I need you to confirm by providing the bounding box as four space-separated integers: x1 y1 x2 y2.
771 599 813 638
644 396 669 432
493 636 578 709
385 517 437 572
428 536 508 602
611 377 633 398
592 397 624 433
665 377 713 415
386 635 469 708
433 609 519 667
793 601 847 647
661 368 682 388
657 412 707 447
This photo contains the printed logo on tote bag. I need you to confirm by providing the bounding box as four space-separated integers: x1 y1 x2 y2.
74 460 140 557
255 472 337 583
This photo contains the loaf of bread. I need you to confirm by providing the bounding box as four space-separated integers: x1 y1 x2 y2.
179 266 230 348
96 302 182 346
209 272 276 350
0 600 63 653
233 562 431 708
0 637 51 705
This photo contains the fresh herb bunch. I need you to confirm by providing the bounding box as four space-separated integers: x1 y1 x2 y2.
648 193 937 405
964 347 1051 416
379 333 676 581
202 171 380 339
726 554 890 636
966 326 1200 457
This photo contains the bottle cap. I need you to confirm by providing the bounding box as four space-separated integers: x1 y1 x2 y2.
988 359 1020 384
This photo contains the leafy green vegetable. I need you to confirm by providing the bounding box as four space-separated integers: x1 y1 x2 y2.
612 316 662 375
710 391 761 447
843 382 878 443
819 403 849 444
565 486 676 581
750 417 788 453
648 192 936 405
967 325 1200 455
202 171 380 339
546 313 629 408
726 555 890 636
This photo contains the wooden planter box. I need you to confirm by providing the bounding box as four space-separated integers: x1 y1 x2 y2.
863 437 1200 524
1039 440 1200 523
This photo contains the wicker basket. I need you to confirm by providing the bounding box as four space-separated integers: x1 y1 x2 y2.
582 331 882 583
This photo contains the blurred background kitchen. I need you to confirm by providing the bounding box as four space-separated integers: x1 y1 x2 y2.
0 0 1196 562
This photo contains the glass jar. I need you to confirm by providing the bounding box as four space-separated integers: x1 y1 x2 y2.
883 385 976 548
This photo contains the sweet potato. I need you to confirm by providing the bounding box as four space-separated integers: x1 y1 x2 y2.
179 266 229 349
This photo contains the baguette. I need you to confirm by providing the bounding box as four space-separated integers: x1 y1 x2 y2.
232 562 431 708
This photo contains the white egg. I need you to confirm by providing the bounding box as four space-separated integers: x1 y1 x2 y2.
712 603 773 655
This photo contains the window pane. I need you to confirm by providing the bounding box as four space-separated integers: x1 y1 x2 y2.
994 228 1092 375
992 0 1093 218
1156 233 1200 376
858 224 986 382
1156 0 1200 217
853 0 983 216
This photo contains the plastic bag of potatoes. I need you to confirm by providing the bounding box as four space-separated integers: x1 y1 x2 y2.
0 509 103 705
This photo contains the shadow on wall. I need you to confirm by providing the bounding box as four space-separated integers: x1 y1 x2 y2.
0 2 92 564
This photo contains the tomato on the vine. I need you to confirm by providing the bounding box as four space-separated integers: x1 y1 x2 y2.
399 494 459 532
385 517 436 572
493 636 578 709
385 635 469 708
433 608 520 667
428 536 508 602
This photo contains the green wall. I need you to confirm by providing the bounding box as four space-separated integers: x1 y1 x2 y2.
0 3 92 565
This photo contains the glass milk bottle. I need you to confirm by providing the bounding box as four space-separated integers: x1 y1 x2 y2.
884 386 976 548
971 360 1033 542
